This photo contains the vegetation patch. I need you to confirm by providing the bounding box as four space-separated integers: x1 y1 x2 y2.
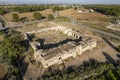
55 16 71 22
0 30 28 80
41 60 120 80
84 5 120 17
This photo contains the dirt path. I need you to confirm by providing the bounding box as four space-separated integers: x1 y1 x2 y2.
23 63 45 80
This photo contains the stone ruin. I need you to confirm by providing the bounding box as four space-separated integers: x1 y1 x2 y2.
25 23 97 68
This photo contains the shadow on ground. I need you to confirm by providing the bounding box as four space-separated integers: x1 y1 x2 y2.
102 51 116 64
36 37 82 49
18 56 29 79
117 54 120 59
102 37 119 53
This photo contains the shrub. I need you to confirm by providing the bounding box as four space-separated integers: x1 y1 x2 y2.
48 14 54 20
33 12 42 20
12 13 19 22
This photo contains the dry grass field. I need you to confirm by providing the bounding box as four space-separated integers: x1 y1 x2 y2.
3 8 109 23
3 9 53 21
59 9 109 22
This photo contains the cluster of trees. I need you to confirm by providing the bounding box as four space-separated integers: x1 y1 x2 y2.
0 30 27 80
0 5 52 15
40 59 120 80
12 12 55 22
13 5 45 13
0 4 80 15
12 12 43 22
88 64 120 80
0 8 4 15
84 5 120 16
53 6 66 12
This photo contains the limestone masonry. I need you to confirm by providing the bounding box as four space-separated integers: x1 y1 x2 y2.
25 22 97 68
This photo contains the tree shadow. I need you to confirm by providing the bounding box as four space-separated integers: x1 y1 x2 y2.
102 37 119 52
102 51 116 64
36 39 45 49
42 16 46 19
18 56 29 79
36 37 82 50
27 33 35 41
117 54 120 59
20 17 28 22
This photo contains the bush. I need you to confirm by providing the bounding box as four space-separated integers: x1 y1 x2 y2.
53 6 65 12
0 31 5 35
12 13 19 22
0 9 4 15
56 16 70 22
48 14 54 20
33 12 42 20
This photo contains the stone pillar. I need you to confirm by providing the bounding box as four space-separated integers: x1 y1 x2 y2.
77 45 82 55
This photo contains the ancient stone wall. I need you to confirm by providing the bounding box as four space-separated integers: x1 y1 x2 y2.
25 23 97 68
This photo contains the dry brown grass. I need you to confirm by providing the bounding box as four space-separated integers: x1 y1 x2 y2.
0 34 4 41
59 9 109 22
3 9 109 23
0 64 6 79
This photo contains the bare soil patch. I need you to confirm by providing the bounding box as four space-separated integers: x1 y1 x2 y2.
0 64 6 79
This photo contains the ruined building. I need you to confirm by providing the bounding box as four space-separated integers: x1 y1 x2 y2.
25 23 97 68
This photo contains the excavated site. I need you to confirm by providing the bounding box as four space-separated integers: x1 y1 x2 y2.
23 22 97 68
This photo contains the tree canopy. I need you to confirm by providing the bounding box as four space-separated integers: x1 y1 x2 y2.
12 13 19 22
48 14 54 20
84 5 120 16
53 6 65 12
33 12 42 20
0 30 27 80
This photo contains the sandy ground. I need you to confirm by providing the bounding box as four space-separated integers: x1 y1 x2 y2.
16 21 55 33
23 63 45 80
0 64 6 79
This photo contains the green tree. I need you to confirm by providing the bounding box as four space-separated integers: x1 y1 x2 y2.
74 7 77 10
0 30 26 59
48 14 54 20
12 13 19 22
0 30 27 80
33 12 42 20
53 6 65 12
